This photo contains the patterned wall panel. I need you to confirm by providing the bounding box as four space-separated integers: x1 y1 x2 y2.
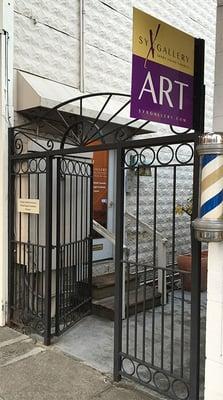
85 0 217 130
14 12 80 87
14 0 79 38
14 0 217 130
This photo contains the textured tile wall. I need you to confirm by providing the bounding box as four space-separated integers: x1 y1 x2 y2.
213 4 223 130
14 1 79 87
14 0 217 130
125 146 194 261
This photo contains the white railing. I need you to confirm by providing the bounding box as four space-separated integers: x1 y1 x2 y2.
93 211 168 314
93 219 115 245
125 211 168 304
93 220 128 318
93 219 129 258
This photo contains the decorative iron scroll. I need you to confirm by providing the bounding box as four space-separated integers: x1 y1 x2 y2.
10 93 195 156
12 308 46 337
13 130 55 155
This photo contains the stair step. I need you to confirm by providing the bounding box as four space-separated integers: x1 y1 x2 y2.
92 286 161 321
92 272 135 300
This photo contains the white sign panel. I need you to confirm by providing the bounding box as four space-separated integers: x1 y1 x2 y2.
18 199 40 214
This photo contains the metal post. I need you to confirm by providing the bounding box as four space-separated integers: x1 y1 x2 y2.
44 156 53 346
55 157 61 335
157 239 167 305
0 0 14 328
8 129 14 323
114 144 125 381
88 164 93 308
190 37 205 400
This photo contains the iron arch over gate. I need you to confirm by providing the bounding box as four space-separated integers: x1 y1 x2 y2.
8 89 204 400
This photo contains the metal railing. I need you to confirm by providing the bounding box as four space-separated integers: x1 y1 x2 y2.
93 219 129 257
93 219 129 318
93 213 168 311
125 211 168 304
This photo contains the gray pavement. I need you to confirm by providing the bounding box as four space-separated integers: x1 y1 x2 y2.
55 292 207 375
54 291 207 400
0 326 156 400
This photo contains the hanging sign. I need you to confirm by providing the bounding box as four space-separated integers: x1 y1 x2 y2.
18 198 40 214
130 8 195 128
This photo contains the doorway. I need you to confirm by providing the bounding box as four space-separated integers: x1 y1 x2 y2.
92 150 115 262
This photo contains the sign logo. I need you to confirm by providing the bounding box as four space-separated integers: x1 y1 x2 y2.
130 8 195 129
144 23 161 68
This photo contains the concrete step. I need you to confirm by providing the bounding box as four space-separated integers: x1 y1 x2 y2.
92 259 115 277
92 272 135 300
92 286 161 321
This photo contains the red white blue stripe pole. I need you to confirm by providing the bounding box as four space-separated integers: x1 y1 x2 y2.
193 133 223 242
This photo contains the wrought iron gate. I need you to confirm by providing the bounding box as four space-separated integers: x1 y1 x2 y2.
55 156 93 336
8 144 93 343
113 135 203 400
8 85 204 400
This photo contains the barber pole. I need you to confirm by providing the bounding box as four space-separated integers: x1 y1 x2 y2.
193 133 223 242
200 154 223 219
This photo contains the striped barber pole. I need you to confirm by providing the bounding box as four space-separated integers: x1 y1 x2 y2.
200 154 223 219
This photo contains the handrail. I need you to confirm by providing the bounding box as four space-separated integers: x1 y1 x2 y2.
125 211 168 305
93 219 129 319
125 211 168 243
93 220 115 245
93 217 167 308
93 219 129 257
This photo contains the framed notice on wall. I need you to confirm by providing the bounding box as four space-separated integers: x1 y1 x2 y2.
131 8 195 129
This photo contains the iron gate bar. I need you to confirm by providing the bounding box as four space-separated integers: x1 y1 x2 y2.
55 157 61 336
8 133 15 322
190 37 205 400
170 166 177 374
152 166 157 365
44 156 53 345
88 163 93 313
114 144 125 382
134 166 139 360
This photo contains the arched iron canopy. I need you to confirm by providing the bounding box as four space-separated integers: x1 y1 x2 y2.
10 92 194 155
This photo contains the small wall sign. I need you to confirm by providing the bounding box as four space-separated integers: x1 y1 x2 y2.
93 244 104 252
18 198 40 214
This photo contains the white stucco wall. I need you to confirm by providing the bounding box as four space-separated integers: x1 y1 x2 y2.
14 0 217 131
205 3 223 400
213 4 223 130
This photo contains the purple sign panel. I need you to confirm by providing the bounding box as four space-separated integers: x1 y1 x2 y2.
131 55 194 128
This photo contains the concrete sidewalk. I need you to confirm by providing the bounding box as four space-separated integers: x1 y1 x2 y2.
0 327 156 400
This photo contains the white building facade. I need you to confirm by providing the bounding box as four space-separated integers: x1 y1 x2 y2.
205 1 223 399
13 0 216 128
0 0 222 399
